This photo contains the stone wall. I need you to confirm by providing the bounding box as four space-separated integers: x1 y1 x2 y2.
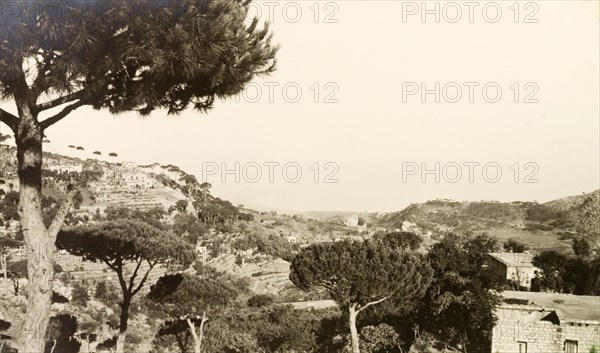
492 306 600 353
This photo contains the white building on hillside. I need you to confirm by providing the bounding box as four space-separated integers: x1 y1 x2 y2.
122 172 155 189
344 215 359 227
487 252 539 289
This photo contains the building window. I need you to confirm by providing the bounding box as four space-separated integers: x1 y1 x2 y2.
565 340 578 353
518 342 527 353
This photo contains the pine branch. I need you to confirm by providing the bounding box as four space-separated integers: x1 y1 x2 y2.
39 99 88 130
356 296 388 314
37 89 89 112
47 189 77 241
127 257 144 292
131 260 155 296
0 109 18 131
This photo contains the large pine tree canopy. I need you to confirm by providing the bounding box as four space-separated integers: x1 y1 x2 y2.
290 240 434 309
0 0 278 126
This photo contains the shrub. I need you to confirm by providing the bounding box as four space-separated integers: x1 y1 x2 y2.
71 283 90 307
247 294 275 307
94 280 120 307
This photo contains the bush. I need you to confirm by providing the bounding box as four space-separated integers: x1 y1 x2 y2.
94 280 120 307
247 294 275 307
52 291 70 304
503 238 528 252
360 324 402 353
71 283 90 307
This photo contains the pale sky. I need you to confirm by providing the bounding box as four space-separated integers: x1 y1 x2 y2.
1 1 599 212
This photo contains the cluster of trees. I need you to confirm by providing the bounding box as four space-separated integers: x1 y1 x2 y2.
7 227 502 353
232 231 300 262
194 197 254 228
289 231 503 353
531 250 599 295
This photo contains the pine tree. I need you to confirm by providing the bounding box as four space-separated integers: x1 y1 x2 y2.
290 240 433 353
0 1 277 350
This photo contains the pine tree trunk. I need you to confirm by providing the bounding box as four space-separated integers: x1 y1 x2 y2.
186 318 201 353
49 339 57 353
16 108 54 353
198 311 208 352
348 304 360 353
186 311 208 353
115 298 131 353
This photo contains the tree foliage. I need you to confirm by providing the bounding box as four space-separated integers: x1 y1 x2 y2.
290 239 433 353
57 219 194 267
104 206 166 230
532 250 600 295
172 213 206 243
416 233 502 353
360 323 403 353
373 231 423 251
44 314 80 353
0 0 278 116
149 272 240 353
290 240 432 309
149 272 238 317
503 238 528 253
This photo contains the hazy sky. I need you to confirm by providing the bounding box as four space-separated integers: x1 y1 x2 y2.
1 1 599 212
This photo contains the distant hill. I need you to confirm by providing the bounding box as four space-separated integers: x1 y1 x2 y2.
369 190 599 253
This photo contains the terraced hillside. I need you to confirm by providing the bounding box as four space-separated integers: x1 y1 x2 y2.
209 254 293 295
91 186 190 212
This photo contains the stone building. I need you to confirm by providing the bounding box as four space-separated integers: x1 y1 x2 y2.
344 215 359 227
121 172 155 189
492 291 600 353
487 252 539 289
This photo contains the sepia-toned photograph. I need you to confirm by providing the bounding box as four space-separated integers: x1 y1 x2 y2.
0 1 598 352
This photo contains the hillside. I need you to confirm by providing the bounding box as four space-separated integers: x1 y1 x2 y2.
371 190 599 253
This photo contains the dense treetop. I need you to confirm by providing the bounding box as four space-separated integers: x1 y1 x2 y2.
56 219 195 266
0 0 278 125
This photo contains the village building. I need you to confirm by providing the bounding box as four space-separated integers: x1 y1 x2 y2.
196 243 208 260
286 235 298 243
344 215 359 227
487 252 539 289
121 172 155 189
492 291 600 353
46 163 83 174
